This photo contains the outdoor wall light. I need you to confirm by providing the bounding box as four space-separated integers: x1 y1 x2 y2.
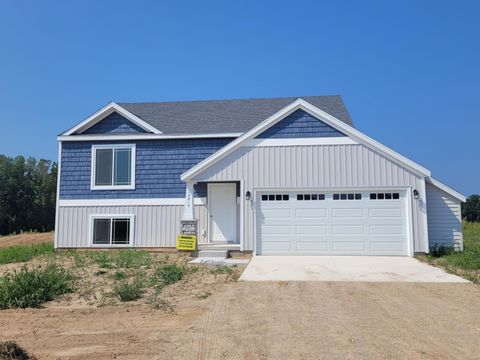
413 189 419 199
245 191 252 201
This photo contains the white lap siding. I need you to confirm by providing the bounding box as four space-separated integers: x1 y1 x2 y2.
192 144 429 253
56 204 208 248
426 182 463 250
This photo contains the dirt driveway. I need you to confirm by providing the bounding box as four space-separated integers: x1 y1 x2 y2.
1 281 479 359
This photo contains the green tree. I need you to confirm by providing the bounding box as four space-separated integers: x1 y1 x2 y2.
0 155 57 235
462 195 480 222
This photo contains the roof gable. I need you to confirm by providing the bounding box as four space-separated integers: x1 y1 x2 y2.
255 109 346 139
181 98 431 181
62 102 162 136
83 112 149 134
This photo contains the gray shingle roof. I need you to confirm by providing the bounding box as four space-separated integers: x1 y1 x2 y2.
118 96 353 135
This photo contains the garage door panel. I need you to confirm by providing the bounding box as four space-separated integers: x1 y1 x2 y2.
257 190 408 256
295 208 327 219
332 208 364 218
296 225 328 235
332 225 365 235
369 208 402 218
370 241 405 252
332 242 366 252
296 241 329 251
369 225 404 235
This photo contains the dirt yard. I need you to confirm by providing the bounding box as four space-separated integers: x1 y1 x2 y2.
0 232 53 248
0 281 479 359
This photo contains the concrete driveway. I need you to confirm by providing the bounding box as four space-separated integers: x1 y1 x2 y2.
240 256 469 282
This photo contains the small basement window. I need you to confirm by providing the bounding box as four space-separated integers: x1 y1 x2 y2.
92 216 133 246
92 144 135 190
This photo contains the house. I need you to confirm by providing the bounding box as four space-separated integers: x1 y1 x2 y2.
55 96 466 256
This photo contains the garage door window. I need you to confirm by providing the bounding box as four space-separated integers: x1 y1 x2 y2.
297 194 325 201
333 193 362 200
261 194 289 201
370 193 400 200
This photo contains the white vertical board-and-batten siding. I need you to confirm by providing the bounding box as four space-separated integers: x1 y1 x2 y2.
426 182 463 250
57 204 208 248
193 144 429 253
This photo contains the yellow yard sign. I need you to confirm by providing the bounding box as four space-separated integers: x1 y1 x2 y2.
176 234 197 251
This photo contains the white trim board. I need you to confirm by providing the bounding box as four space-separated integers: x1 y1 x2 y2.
62 102 162 135
57 132 242 142
58 198 207 207
426 177 466 202
243 137 357 147
181 98 431 181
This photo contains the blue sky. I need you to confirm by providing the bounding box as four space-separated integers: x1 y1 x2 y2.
0 1 478 195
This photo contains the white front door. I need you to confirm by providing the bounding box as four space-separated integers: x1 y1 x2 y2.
208 183 237 243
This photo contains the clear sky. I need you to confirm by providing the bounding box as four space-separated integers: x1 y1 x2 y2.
0 1 478 195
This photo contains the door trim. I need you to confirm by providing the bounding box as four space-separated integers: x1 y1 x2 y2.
207 182 237 243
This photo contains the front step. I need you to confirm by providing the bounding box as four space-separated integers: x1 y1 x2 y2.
195 250 228 258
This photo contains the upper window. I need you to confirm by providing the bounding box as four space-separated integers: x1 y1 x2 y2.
91 144 135 190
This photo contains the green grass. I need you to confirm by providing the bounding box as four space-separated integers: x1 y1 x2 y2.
426 222 480 282
0 264 75 309
0 242 54 264
114 250 152 268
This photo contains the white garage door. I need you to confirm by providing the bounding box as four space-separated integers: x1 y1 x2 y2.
256 190 409 256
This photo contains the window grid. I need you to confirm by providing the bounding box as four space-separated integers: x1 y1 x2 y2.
333 193 362 200
261 194 289 201
370 192 400 200
297 194 325 201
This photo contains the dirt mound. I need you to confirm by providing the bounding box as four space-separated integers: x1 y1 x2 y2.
0 232 53 249
0 341 36 360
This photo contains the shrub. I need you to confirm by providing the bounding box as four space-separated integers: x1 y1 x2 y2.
429 245 454 258
0 341 37 360
0 264 75 309
114 280 144 302
153 264 185 286
0 242 54 264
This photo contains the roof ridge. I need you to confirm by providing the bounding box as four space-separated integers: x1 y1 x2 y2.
118 95 343 106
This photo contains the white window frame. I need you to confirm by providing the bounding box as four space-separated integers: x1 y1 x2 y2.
89 214 135 247
91 144 136 190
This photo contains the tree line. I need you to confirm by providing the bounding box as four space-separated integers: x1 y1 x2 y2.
0 155 57 235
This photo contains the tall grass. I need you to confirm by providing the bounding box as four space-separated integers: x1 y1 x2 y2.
0 242 54 264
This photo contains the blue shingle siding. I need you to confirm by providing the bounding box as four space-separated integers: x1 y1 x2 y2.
82 112 148 134
59 139 233 199
255 109 346 138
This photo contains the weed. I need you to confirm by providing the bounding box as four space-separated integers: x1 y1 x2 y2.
113 271 127 280
114 279 144 302
0 242 54 264
146 293 175 313
114 251 152 268
153 264 185 286
89 252 113 269
0 264 75 309
210 265 234 275
0 341 37 360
